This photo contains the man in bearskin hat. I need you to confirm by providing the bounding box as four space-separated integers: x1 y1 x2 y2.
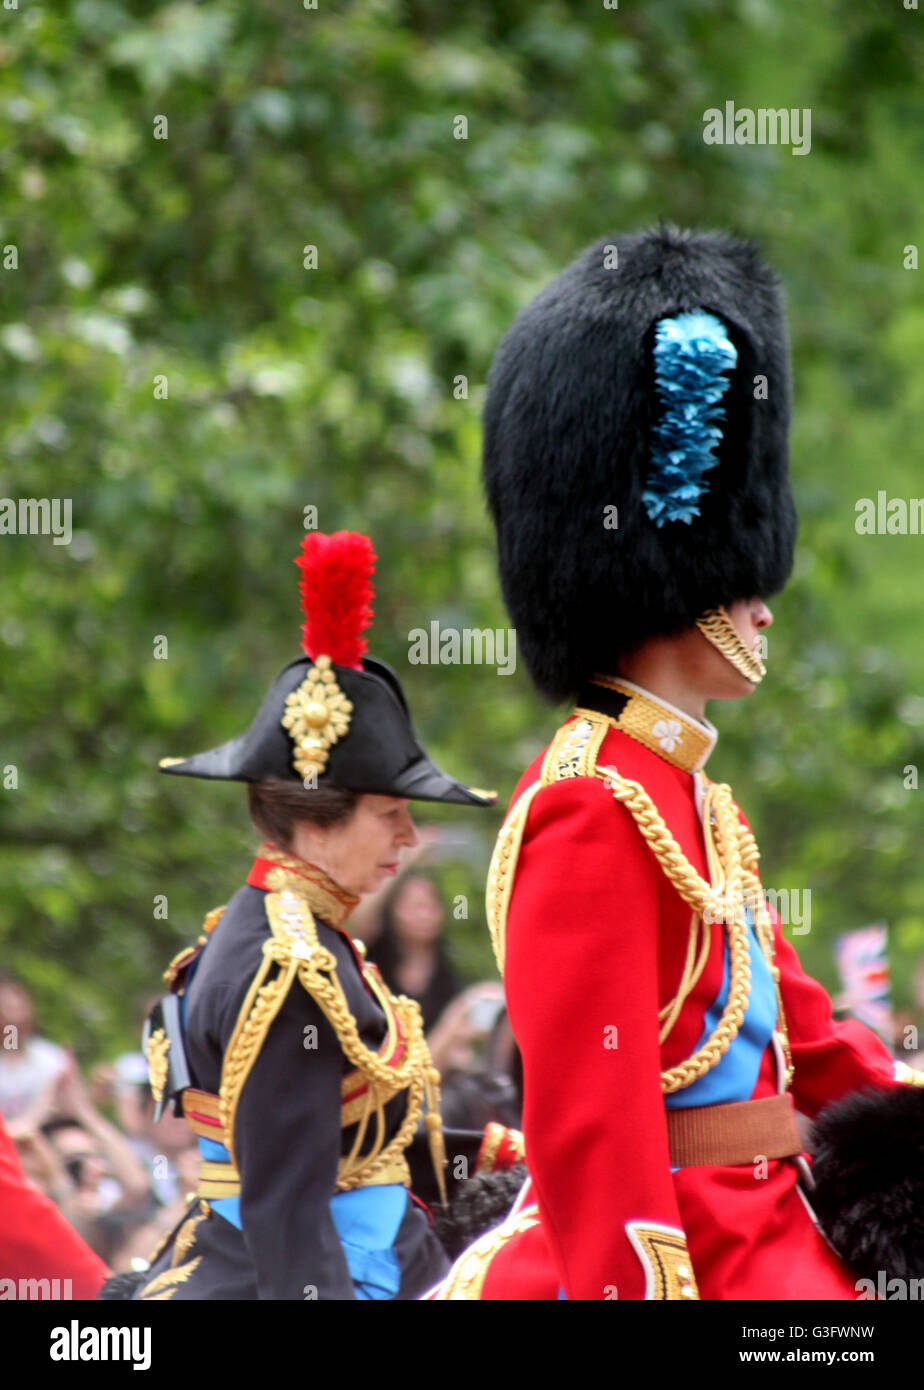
431 225 924 1301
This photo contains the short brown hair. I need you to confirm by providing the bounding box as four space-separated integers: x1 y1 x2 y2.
246 778 359 850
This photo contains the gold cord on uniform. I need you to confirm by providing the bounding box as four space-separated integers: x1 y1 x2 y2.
597 766 793 1091
219 883 449 1205
485 711 795 1095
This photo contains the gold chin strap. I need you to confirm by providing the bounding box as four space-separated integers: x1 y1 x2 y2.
696 606 765 684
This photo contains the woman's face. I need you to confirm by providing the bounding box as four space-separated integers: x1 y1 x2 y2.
291 794 417 896
391 875 444 945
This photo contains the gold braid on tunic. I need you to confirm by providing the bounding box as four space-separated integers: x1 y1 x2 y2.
485 711 794 1094
218 874 447 1203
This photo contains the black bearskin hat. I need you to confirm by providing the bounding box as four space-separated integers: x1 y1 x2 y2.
482 224 797 701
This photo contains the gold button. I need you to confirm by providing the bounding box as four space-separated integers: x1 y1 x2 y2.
680 1284 695 1298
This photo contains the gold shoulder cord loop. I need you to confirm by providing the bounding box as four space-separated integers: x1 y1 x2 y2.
293 933 444 1202
219 938 301 1170
724 789 794 1085
596 767 755 1093
657 781 726 1039
597 766 793 1091
220 888 448 1205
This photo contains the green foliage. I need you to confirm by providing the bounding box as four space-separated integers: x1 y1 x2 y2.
2 0 923 1057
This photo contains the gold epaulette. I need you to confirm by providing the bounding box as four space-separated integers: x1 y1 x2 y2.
162 905 226 988
539 711 611 783
486 712 611 975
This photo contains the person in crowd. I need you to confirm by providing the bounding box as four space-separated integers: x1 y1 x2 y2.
366 871 504 1075
0 1104 107 1300
7 1114 74 1210
368 873 462 1032
118 530 496 1301
0 972 69 1121
437 1003 521 1133
104 1145 201 1275
8 1049 151 1262
93 1013 197 1209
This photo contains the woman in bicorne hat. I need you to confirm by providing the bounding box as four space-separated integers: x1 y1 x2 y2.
125 531 496 1301
429 226 924 1301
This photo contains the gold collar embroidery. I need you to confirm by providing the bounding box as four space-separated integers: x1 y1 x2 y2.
255 841 359 928
586 675 717 774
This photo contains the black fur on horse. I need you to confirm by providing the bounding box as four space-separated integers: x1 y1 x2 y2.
432 1164 528 1260
810 1084 924 1284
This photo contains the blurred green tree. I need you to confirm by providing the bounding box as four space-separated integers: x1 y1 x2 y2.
1 0 923 1058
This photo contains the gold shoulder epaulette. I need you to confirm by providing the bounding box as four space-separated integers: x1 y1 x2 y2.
539 710 611 783
162 905 227 988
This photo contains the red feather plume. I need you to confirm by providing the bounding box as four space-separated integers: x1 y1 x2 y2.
294 531 376 669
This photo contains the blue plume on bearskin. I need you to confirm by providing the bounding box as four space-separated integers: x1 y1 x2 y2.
643 311 738 527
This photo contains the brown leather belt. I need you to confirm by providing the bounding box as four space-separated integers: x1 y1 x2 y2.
666 1094 802 1168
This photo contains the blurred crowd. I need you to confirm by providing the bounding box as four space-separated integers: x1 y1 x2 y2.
0 830 521 1273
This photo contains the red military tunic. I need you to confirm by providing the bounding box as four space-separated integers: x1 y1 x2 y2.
0 1109 107 1299
432 679 921 1301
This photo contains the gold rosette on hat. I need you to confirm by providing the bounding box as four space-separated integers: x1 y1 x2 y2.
280 654 353 781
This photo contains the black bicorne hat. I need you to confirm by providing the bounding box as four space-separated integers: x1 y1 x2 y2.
158 532 495 808
482 223 797 702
